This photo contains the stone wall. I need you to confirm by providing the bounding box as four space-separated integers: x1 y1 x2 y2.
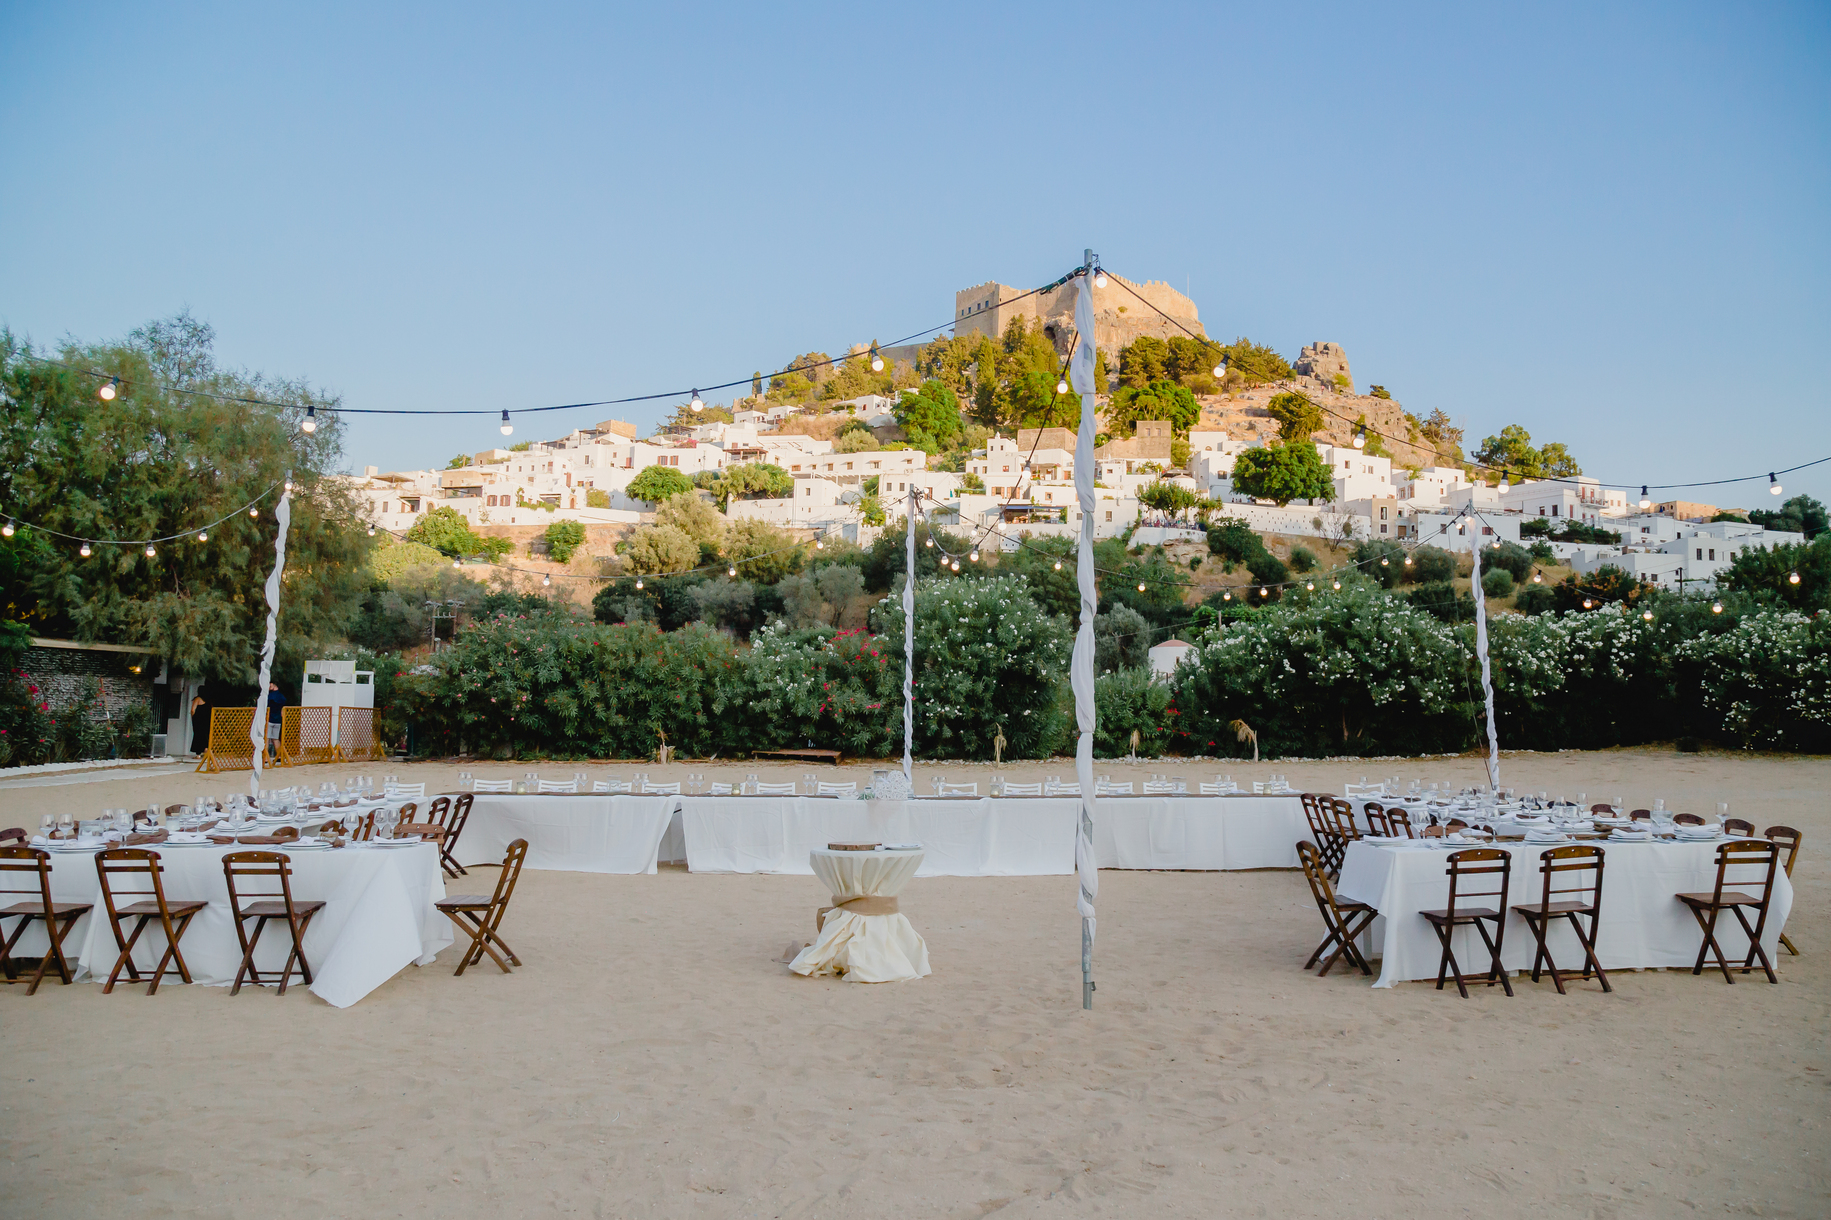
19 643 156 722
953 273 1204 356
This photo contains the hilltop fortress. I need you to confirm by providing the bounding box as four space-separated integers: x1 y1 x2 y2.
952 273 1205 356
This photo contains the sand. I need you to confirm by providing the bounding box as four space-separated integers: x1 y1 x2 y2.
1 746 1825 1218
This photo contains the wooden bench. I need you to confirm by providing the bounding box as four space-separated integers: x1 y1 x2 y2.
751 748 841 764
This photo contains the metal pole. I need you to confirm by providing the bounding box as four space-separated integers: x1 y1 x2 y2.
1077 248 1098 1011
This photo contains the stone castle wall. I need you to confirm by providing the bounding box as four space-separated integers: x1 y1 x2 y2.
953 274 1204 356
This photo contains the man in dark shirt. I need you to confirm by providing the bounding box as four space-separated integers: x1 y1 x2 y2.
266 681 287 748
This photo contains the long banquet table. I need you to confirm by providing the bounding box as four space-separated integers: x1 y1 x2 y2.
12 840 450 1007
456 792 1309 876
1336 837 1795 988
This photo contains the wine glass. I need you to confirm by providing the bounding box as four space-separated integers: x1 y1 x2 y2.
459 770 473 791
341 808 362 842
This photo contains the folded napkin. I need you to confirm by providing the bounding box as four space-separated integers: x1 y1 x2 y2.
1611 829 1652 840
30 835 50 846
1676 827 1718 839
122 830 169 845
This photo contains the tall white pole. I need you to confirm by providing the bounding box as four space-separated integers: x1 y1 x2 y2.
1468 518 1501 791
1069 252 1100 1009
902 485 916 783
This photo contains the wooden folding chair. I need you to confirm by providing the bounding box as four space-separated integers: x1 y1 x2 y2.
1677 839 1781 984
222 851 326 996
1420 848 1514 998
94 849 208 994
435 838 527 976
0 847 93 993
1363 802 1393 837
1628 809 1651 822
1511 844 1610 994
1722 818 1755 838
1673 813 1705 826
1301 794 1343 880
0 828 26 848
438 794 474 879
1386 809 1414 839
1297 841 1375 977
1764 826 1801 955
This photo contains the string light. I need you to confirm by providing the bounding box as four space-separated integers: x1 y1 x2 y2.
1332 580 1341 590
79 542 91 557
1093 270 1108 288
300 405 317 434
869 346 884 373
1532 571 1542 583
144 545 156 558
1380 557 1389 566
635 578 644 589
500 411 514 436
1353 429 1366 449
248 508 259 518
1582 598 1594 609
98 377 119 401
366 525 375 536
689 390 704 413
968 549 979 562
1403 555 1412 566
1642 609 1654 620
1639 486 1651 510
1498 475 1510 492
950 560 960 571
925 538 934 548
542 575 551 587
1211 360 1225 378
1711 601 1723 614
727 566 737 577
1769 473 1783 495
196 531 207 542
1259 586 1269 597
1 520 12 537
1222 591 1232 601
1056 378 1068 395
1053 560 1062 571
1790 571 1802 584
1305 582 1314 591
1137 582 1146 592
815 539 824 550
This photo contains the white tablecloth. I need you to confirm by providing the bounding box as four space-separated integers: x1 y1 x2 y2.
1337 838 1795 987
1095 796 1305 870
790 848 930 982
457 794 676 874
677 795 1308 875
12 842 450 1007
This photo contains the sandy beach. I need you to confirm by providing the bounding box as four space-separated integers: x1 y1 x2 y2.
2 746 1825 1218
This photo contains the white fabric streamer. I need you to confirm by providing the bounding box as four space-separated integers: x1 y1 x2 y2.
1069 272 1099 962
1469 528 1501 791
248 487 293 797
903 487 916 782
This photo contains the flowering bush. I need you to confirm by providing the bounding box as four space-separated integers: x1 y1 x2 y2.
1093 667 1176 758
1172 585 1476 757
740 625 901 757
1676 610 1831 751
872 576 1071 758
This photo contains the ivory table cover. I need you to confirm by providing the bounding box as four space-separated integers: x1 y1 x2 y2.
1336 838 1794 988
789 848 930 983
1094 796 1305 870
12 842 449 1007
456 794 676 874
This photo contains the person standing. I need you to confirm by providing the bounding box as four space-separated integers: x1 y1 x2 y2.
189 693 211 756
266 681 287 751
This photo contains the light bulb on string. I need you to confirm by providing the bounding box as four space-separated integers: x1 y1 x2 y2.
1582 598 1594 609
1642 609 1654 621
1403 555 1412 566
951 561 960 571
1769 473 1782 495
869 346 884 373
925 538 934 548
1137 582 1146 592
728 566 737 577
1711 601 1723 614
366 525 375 536
542 575 551 587
1353 430 1366 449
1260 587 1269 597
500 411 514 436
1212 360 1225 378
1638 485 1651 510
1531 571 1541 583
1498 475 1509 492
284 481 294 493
249 508 259 518
196 531 207 543
1223 591 1232 601
144 545 156 558
1053 560 1062 571
1380 557 1389 566
689 390 705 413
1790 571 1801 585
1332 580 1341 590
98 377 119 401
0 520 12 537
300 405 317 434
968 549 979 562
635 578 644 589
815 538 824 550
1305 581 1314 591
1093 270 1108 288
79 542 91 557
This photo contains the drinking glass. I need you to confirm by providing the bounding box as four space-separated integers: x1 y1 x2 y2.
929 775 942 796
459 771 473 791
991 774 1005 797
342 809 362 841
687 772 704 796
377 807 397 840
746 773 760 796
39 812 54 837
1716 802 1729 819
113 808 132 835
804 772 818 795
1045 774 1059 795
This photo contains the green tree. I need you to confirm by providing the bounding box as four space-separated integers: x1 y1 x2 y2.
585 488 610 509
654 491 726 553
446 454 472 469
834 429 880 454
894 380 964 449
1369 385 1392 399
1215 338 1292 386
1231 442 1334 506
1550 565 1650 613
405 505 511 560
619 524 699 574
1482 568 1514 598
722 518 806 583
1718 535 1831 610
1107 379 1200 437
1471 425 1582 480
1118 336 1168 388
1418 409 1464 465
1749 494 1828 540
1094 605 1151 672
1266 392 1324 441
0 315 371 684
543 520 587 564
368 536 452 582
1352 539 1409 588
627 465 695 504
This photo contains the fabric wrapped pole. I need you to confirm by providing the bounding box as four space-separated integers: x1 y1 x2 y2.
248 487 292 797
903 486 916 782
1468 523 1501 791
1069 264 1099 1003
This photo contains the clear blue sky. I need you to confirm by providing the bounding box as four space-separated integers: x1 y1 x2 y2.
4 3 1827 506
